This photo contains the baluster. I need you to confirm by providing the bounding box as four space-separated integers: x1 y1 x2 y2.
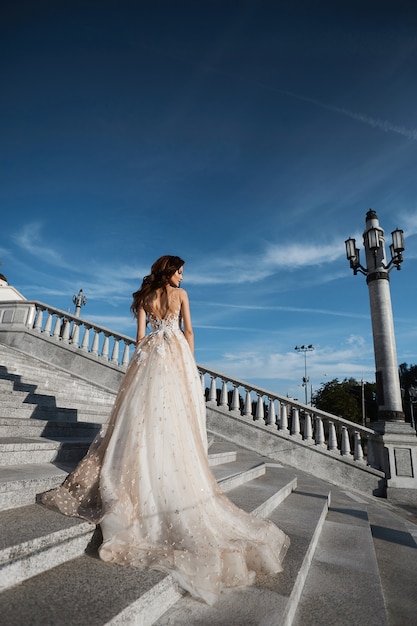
231 386 240 412
220 380 228 407
353 431 365 462
110 337 119 364
33 308 43 332
291 407 301 436
102 334 110 361
303 412 313 442
122 342 130 366
328 420 338 452
280 403 289 432
52 316 61 339
208 377 217 403
341 426 351 456
44 311 54 335
255 394 264 421
91 330 100 356
71 321 80 346
81 326 90 351
61 318 71 343
266 398 276 426
315 416 325 446
243 390 252 418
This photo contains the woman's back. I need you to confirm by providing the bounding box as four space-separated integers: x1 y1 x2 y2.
143 286 182 321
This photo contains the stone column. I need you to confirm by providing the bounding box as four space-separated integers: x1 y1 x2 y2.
363 210 404 420
362 210 417 505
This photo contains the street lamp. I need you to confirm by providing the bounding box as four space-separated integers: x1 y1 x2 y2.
294 344 314 404
345 209 405 421
72 289 87 317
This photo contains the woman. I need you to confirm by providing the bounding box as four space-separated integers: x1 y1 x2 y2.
42 255 289 604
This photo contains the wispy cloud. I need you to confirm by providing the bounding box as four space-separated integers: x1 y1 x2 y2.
195 301 369 320
13 222 72 269
204 334 374 393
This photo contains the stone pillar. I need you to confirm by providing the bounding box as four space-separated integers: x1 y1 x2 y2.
362 210 417 505
363 210 404 420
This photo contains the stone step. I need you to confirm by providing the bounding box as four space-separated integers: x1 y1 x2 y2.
0 379 115 404
0 448 290 591
0 463 69 510
155 470 330 626
0 437 91 466
0 458 297 625
0 550 183 626
0 444 240 513
0 417 101 439
0 365 116 401
0 503 95 593
0 387 114 409
0 404 109 423
292 488 388 626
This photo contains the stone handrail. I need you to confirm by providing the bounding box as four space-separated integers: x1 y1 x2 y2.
34 301 136 367
197 365 378 469
0 300 136 369
0 299 379 469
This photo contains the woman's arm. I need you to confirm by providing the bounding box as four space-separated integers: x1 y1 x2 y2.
136 307 147 344
180 289 194 354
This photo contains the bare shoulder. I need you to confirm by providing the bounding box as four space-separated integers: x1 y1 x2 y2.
179 287 190 303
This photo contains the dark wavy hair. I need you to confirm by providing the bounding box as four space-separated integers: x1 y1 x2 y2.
130 255 185 317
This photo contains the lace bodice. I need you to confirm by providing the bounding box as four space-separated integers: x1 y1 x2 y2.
147 310 181 333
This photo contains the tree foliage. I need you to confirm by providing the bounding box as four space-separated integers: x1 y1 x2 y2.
312 377 377 424
399 362 417 424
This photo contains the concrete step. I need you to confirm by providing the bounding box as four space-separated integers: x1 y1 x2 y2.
0 417 101 438
0 455 297 625
0 550 183 626
155 470 330 626
0 444 239 512
366 497 417 626
0 463 70 509
292 488 388 626
0 387 114 409
0 404 110 423
0 377 115 403
0 503 95 592
0 437 91 466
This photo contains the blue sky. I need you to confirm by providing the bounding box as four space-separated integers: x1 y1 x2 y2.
1 0 417 398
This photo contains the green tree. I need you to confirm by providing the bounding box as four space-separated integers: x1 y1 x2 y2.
399 362 417 424
312 377 377 424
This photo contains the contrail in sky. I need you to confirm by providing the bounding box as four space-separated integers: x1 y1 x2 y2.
270 87 417 141
143 43 417 141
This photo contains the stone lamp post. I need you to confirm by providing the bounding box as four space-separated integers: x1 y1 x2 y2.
72 289 87 317
345 209 416 505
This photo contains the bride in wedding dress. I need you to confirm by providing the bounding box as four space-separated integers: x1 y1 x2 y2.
42 255 289 604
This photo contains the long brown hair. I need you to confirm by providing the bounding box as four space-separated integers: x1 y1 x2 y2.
130 255 185 317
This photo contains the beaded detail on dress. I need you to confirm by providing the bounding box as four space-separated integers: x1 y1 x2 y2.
41 292 289 605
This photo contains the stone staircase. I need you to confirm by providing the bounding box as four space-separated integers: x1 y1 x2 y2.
0 343 416 625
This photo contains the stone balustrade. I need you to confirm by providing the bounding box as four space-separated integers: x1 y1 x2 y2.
31 302 136 368
198 366 377 468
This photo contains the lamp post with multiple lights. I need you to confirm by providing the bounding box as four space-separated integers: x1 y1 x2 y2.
345 209 404 422
72 289 87 317
345 210 417 505
294 344 314 404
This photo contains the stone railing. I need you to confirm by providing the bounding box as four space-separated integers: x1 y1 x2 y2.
198 365 379 469
0 299 379 470
0 300 136 370
32 302 135 367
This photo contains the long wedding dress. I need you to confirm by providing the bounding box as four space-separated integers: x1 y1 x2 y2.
42 290 290 604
